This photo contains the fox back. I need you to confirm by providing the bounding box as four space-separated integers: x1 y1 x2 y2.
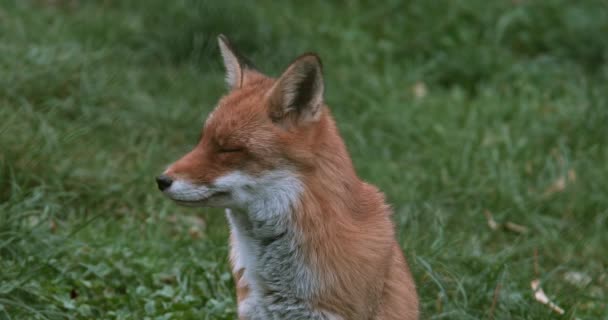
157 35 419 320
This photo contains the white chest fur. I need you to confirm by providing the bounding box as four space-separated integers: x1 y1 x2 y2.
227 207 333 319
219 167 337 318
217 169 305 312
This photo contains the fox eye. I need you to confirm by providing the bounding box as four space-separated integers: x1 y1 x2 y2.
218 147 244 153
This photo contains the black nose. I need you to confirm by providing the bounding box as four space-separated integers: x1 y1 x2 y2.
156 175 173 191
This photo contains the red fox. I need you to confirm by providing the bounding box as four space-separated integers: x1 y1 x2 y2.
157 35 419 320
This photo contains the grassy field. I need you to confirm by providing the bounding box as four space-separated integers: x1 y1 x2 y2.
1 0 607 319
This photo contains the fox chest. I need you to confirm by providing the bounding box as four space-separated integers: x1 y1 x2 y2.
226 209 315 315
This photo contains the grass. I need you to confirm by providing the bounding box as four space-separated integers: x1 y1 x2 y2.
1 0 607 319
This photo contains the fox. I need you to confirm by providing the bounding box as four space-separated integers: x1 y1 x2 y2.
156 35 419 320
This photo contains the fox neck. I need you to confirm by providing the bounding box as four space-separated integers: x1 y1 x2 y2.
300 113 361 218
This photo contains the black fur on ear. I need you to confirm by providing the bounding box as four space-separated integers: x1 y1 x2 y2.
268 53 324 126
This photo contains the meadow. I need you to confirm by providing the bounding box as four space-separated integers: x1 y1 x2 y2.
1 1 607 319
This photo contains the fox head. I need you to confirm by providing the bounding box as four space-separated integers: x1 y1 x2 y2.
157 35 348 210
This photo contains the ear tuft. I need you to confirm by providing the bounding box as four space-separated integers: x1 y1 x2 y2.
268 53 324 126
217 34 255 89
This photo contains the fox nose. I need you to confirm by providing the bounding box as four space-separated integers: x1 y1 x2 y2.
156 175 173 191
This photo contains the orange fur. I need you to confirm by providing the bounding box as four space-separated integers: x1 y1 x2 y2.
293 112 419 319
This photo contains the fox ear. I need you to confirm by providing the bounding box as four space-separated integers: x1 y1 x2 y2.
217 34 255 89
268 54 324 126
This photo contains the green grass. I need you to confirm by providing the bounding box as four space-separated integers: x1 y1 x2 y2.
1 0 607 319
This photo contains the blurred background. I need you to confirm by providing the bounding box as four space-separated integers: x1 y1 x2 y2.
1 0 607 319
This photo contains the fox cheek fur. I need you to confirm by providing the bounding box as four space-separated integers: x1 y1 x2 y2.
157 34 419 319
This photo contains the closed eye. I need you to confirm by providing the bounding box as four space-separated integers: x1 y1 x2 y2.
218 147 244 153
